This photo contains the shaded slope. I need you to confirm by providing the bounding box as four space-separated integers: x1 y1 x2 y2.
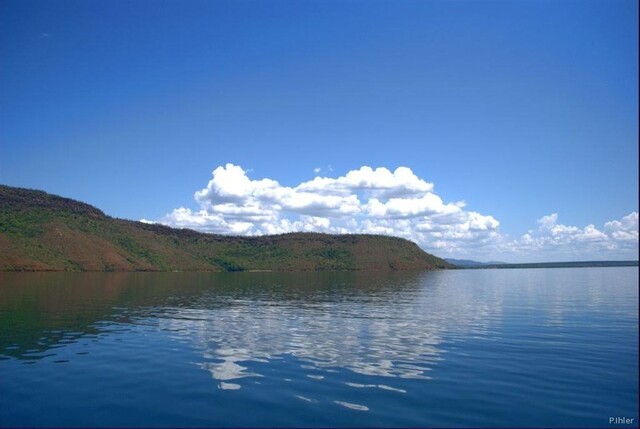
0 185 452 272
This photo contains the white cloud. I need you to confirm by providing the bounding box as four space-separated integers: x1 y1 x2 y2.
154 164 638 262
159 164 495 248
498 212 639 262
605 212 639 242
298 166 434 199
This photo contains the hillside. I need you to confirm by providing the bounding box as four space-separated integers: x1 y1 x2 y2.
0 185 452 272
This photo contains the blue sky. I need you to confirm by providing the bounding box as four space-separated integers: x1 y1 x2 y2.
1 0 637 261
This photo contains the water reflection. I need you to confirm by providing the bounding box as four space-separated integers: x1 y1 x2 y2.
0 271 501 379
1 269 636 427
151 271 503 385
0 272 213 360
2 269 635 387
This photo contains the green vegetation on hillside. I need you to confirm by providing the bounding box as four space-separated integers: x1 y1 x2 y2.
0 185 452 272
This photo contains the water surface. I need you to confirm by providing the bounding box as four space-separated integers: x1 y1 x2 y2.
0 268 637 427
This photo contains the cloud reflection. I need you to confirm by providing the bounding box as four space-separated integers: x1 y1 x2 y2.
159 271 502 388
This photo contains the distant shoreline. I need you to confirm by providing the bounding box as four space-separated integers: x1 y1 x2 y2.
451 260 638 270
2 261 636 273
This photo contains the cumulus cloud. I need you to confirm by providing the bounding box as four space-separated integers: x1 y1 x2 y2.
605 212 639 242
157 164 498 253
154 164 638 262
498 212 639 262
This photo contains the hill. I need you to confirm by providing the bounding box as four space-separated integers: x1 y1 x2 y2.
0 185 452 272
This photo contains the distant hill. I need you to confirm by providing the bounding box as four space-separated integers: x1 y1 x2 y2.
444 258 498 267
472 261 638 269
446 258 638 269
0 185 452 272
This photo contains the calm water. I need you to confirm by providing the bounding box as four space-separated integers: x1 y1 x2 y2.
0 268 637 427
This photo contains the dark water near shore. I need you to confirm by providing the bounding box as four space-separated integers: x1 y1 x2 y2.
0 268 637 427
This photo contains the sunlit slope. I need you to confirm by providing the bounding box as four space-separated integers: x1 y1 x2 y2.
0 185 452 272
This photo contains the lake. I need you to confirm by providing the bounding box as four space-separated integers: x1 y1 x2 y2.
0 268 637 427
